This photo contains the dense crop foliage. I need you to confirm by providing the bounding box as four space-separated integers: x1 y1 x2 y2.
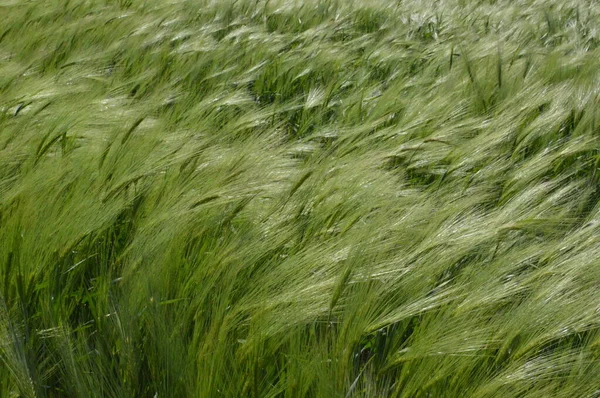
1 0 600 396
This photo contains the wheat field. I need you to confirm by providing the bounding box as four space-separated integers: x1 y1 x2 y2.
1 0 600 396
